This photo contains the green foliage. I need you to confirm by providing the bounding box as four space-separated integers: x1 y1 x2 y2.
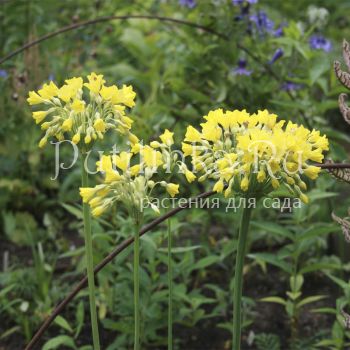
1 0 350 349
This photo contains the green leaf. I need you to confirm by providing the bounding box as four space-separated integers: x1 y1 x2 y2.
54 315 73 333
61 203 83 219
297 295 327 308
248 253 292 274
299 263 341 274
192 256 221 270
42 335 76 350
290 274 304 292
260 297 286 306
158 245 202 254
297 225 337 242
251 221 294 240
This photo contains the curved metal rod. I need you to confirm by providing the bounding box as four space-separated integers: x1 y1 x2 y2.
0 15 226 65
25 190 215 350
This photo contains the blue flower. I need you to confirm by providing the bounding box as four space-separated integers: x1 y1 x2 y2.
250 11 275 34
48 74 55 81
0 69 8 78
269 48 284 64
232 59 252 76
282 81 302 91
309 35 332 52
232 0 258 4
273 24 285 37
179 0 196 9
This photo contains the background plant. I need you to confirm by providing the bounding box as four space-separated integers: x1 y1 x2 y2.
2 0 350 349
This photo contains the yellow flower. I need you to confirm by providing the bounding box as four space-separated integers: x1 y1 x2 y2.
303 165 321 180
141 146 163 169
182 142 194 157
85 135 92 144
113 85 136 107
240 177 249 192
80 187 97 203
181 108 328 202
71 99 85 113
58 84 77 102
300 193 309 204
62 118 73 132
27 91 44 105
38 81 59 100
65 77 83 90
38 137 47 148
160 129 174 146
32 111 47 124
105 170 122 183
84 72 105 94
97 155 113 172
185 169 196 183
94 118 106 132
130 164 141 176
213 179 224 193
166 183 179 198
100 85 118 101
113 152 132 172
128 133 139 145
72 133 81 144
257 170 266 183
271 178 280 189
185 125 202 142
92 205 106 217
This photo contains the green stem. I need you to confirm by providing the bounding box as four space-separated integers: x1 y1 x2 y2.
81 153 101 350
134 218 141 350
167 218 173 350
232 205 253 350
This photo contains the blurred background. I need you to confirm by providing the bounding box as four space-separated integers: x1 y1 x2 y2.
1 0 350 349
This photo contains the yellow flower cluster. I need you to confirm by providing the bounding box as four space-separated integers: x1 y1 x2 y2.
80 130 181 217
27 72 137 148
182 109 329 203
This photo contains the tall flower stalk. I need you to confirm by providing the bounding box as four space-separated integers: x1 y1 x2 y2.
133 215 142 350
181 108 329 349
81 152 101 350
80 142 180 349
27 72 138 348
232 205 252 350
167 218 173 350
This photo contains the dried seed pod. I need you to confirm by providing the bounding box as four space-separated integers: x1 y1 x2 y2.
341 309 350 329
334 61 350 89
325 159 350 184
332 212 350 242
343 39 350 71
338 93 350 125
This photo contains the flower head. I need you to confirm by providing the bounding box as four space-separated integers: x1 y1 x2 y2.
27 72 137 148
232 59 252 76
179 0 196 9
80 141 180 217
181 109 329 202
249 11 275 35
309 35 332 52
269 48 284 64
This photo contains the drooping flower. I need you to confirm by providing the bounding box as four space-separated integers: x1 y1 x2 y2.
249 11 275 35
179 0 196 9
27 72 137 148
80 143 180 217
309 35 332 52
232 59 252 76
282 81 303 92
0 70 8 78
269 48 284 64
232 0 258 5
181 109 329 204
